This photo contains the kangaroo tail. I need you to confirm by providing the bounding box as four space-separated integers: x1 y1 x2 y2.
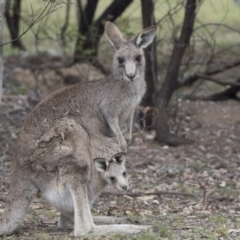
0 172 37 236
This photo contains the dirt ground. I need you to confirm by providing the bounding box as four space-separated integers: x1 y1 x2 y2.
0 57 240 240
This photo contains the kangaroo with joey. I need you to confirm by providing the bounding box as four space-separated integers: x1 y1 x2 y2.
0 129 129 237
0 122 148 237
0 21 156 237
35 21 156 153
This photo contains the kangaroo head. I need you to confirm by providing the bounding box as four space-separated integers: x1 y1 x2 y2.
105 21 157 82
94 153 128 191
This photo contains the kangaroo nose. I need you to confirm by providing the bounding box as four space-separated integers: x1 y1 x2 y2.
127 74 135 80
122 185 128 191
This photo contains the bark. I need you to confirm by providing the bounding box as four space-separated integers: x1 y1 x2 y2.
0 0 6 103
154 0 197 146
140 0 157 129
74 0 133 63
5 0 25 50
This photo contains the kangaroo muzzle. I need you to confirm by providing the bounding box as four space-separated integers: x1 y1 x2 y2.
125 61 136 80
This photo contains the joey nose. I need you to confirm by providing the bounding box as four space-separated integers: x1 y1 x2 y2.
122 185 128 191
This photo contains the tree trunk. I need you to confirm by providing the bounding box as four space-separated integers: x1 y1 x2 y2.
5 0 25 50
154 0 197 146
74 0 133 63
140 0 157 129
0 0 6 103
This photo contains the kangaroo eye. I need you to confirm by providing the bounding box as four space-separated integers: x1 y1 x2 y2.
135 55 141 62
118 57 124 64
110 177 115 182
123 172 126 177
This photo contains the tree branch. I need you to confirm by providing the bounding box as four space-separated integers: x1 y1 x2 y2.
194 74 240 87
0 0 6 103
94 0 133 39
103 190 195 198
0 1 59 48
179 59 240 87
77 0 99 35
74 0 133 63
186 77 240 101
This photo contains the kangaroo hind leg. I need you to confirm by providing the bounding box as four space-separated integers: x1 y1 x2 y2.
66 160 95 237
0 173 38 236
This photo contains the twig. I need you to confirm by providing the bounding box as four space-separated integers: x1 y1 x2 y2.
0 1 58 48
103 190 195 198
194 23 240 35
198 177 206 204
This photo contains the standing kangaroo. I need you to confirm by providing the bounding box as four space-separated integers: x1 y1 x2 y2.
0 21 156 237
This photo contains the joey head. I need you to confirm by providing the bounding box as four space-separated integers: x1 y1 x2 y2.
94 152 129 191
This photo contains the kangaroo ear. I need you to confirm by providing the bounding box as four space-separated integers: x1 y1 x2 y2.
105 21 125 50
134 25 157 49
112 152 126 165
94 158 109 172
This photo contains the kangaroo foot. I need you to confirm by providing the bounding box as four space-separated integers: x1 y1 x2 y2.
92 224 151 235
93 216 130 225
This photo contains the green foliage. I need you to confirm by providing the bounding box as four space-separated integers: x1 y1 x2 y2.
3 0 240 54
135 231 161 240
209 215 228 224
14 85 28 95
189 161 206 172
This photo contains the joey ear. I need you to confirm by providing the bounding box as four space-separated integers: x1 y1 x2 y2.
112 152 126 165
134 25 157 49
94 158 109 172
105 21 125 50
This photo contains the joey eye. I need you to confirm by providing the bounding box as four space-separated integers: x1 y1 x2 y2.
135 55 141 62
118 57 124 64
110 177 115 182
123 172 126 177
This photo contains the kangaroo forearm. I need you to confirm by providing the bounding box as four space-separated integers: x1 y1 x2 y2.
99 106 128 151
124 110 134 143
127 110 134 136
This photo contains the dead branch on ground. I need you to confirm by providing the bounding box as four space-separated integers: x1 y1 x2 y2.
103 190 195 198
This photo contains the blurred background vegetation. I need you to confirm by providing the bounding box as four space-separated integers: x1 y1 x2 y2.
3 0 240 54
1 0 240 146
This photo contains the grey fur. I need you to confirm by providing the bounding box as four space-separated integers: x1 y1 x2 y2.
0 21 156 237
